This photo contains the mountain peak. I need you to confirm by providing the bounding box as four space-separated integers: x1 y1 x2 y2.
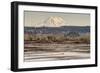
44 16 65 27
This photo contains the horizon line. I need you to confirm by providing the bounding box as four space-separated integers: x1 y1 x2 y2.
24 25 90 28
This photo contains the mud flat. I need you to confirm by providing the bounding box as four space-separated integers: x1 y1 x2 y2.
24 43 90 62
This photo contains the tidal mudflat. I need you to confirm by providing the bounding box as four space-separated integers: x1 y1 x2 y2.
24 43 90 62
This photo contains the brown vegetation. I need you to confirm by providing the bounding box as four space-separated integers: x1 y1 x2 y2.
24 34 90 44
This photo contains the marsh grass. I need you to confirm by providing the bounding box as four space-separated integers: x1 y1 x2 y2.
24 33 90 44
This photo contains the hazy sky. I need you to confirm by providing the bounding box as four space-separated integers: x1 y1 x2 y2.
24 11 90 27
